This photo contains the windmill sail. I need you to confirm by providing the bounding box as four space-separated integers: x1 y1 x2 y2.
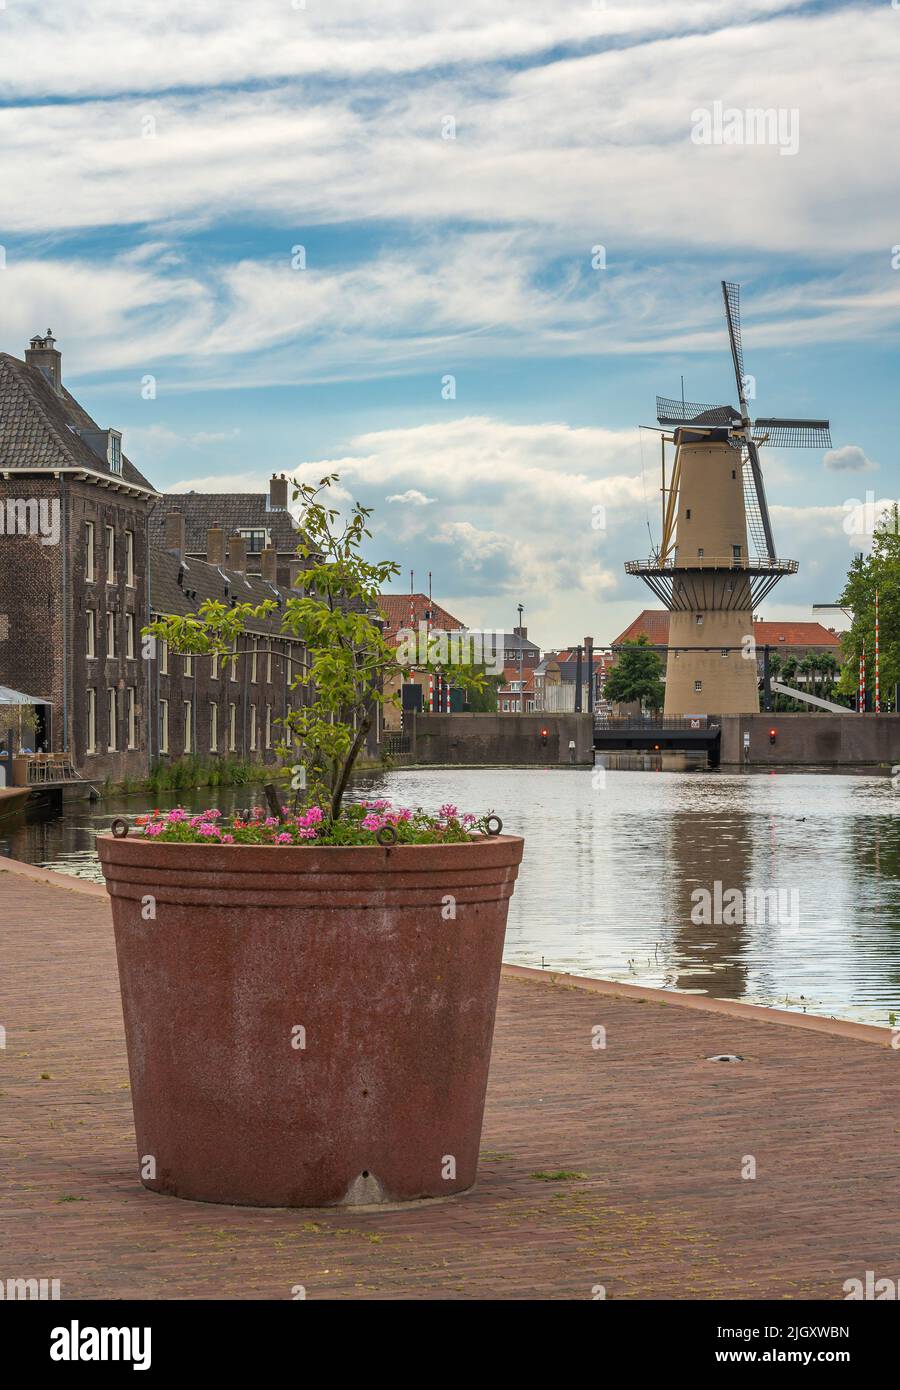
752 417 832 449
722 281 747 411
656 396 737 427
745 438 776 561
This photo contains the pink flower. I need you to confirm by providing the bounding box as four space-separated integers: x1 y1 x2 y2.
204 809 222 820
143 822 163 837
297 826 317 839
276 832 293 844
361 813 384 831
264 817 279 828
305 806 324 824
197 822 220 838
221 834 234 844
167 808 188 823
438 803 458 819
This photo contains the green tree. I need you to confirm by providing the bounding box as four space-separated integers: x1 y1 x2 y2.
604 636 665 711
836 504 900 708
146 474 485 819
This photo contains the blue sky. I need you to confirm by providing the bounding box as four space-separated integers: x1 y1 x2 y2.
1 0 897 645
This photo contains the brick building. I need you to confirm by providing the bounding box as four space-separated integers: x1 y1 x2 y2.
0 333 314 784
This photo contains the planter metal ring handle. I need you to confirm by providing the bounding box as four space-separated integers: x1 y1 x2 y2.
376 824 399 846
110 818 130 839
485 815 503 836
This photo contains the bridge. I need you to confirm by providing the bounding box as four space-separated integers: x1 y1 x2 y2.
593 716 722 766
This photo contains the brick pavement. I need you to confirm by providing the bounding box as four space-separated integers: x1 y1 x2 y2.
1 860 898 1300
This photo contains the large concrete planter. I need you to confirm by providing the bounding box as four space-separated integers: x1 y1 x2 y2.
97 832 523 1208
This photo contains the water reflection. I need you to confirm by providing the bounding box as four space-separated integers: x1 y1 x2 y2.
3 769 900 1025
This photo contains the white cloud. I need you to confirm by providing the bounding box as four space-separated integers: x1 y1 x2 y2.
387 489 435 505
823 444 877 473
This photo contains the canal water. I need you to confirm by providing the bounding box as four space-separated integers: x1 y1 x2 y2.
3 768 900 1026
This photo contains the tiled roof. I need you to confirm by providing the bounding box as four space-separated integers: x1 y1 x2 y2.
378 593 467 641
611 611 671 646
498 664 536 690
0 352 156 493
612 611 844 650
753 622 842 648
149 548 297 640
149 494 300 554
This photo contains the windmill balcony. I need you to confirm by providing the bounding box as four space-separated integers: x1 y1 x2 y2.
625 556 798 612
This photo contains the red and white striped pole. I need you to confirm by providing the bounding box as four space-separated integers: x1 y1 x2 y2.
859 640 866 714
875 589 881 714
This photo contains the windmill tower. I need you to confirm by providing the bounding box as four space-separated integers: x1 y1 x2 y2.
626 281 831 716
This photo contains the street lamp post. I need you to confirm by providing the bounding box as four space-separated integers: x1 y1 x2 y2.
517 603 524 714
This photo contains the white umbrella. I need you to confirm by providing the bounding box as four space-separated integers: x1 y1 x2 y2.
0 686 53 705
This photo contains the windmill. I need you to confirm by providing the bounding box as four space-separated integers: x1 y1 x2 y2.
654 281 831 564
625 280 832 717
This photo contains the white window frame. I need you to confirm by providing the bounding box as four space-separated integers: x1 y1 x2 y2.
183 700 192 754
86 609 96 659
159 638 168 675
160 698 169 754
209 701 218 753
265 704 272 749
229 702 237 752
183 653 193 678
126 613 135 659
251 645 258 684
85 521 95 582
127 687 137 749
86 688 97 753
230 642 238 682
125 530 135 586
249 703 257 751
266 645 272 684
105 525 115 582
107 689 117 751
210 653 219 680
106 610 116 658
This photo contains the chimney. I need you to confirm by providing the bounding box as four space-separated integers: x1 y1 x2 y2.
269 473 288 511
25 330 62 394
260 546 277 584
206 525 225 566
514 625 527 639
288 560 306 591
165 512 186 557
227 533 247 573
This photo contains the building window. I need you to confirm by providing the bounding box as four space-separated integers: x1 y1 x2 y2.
502 699 510 711
230 641 238 681
732 544 742 561
183 654 193 677
183 700 192 754
109 433 123 475
695 614 703 626
721 648 728 658
125 530 135 586
210 653 219 680
209 702 218 752
732 469 737 479
126 613 135 659
694 680 702 693
697 547 704 557
266 645 272 684
685 509 691 519
86 610 96 659
85 522 95 582
265 705 272 749
107 689 117 751
86 689 97 753
127 687 137 749
159 638 168 674
239 528 269 553
249 703 257 751
229 703 237 752
160 699 169 754
105 526 115 581
106 610 116 657
251 645 258 683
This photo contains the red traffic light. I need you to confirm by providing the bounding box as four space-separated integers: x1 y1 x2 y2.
540 726 549 746
769 728 777 744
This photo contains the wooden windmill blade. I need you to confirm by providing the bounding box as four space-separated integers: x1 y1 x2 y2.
721 280 748 415
752 418 832 449
744 438 777 563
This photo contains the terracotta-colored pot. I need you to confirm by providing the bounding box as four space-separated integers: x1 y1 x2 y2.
97 832 524 1208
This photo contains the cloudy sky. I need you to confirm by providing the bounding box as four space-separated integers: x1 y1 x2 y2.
1 0 897 645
